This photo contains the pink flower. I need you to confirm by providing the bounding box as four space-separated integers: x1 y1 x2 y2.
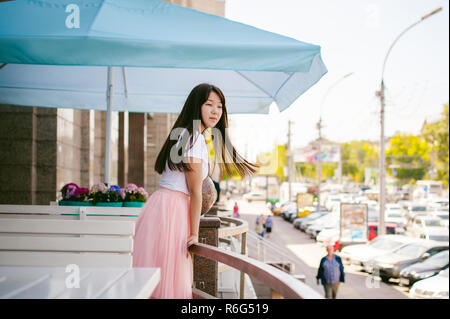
124 183 139 193
90 183 108 194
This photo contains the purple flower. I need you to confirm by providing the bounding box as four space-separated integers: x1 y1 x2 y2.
109 185 123 194
65 184 78 199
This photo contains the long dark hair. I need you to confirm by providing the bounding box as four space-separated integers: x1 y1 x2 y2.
154 83 258 177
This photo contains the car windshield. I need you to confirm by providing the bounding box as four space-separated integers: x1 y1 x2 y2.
388 213 403 218
429 235 449 242
412 206 427 212
422 251 449 267
425 220 443 227
437 214 449 220
371 239 403 250
395 244 426 258
368 237 383 246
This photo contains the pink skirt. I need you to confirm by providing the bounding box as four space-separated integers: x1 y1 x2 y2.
132 187 193 299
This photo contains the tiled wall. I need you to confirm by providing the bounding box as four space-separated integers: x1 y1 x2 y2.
0 105 119 204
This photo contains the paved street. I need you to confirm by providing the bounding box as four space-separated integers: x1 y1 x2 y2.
224 197 410 299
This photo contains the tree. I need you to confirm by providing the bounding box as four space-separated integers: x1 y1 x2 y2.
341 141 378 183
386 133 430 183
422 103 449 187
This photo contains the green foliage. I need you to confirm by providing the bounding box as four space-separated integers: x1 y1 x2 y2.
386 133 430 182
341 141 378 182
421 103 449 187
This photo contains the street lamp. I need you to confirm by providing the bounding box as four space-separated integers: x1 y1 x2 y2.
376 7 442 236
317 72 354 210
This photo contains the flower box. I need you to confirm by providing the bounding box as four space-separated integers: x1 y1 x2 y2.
123 201 145 208
95 202 123 207
59 200 93 206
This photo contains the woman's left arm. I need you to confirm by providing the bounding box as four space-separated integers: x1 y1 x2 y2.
185 157 203 251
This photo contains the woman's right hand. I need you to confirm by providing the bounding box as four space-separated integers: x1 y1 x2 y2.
187 234 199 258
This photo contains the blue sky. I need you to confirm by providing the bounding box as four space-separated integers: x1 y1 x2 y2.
224 0 449 160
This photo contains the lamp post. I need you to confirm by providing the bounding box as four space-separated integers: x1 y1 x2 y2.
376 7 442 236
317 72 354 210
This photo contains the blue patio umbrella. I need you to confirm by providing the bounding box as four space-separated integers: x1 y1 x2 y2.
0 0 328 184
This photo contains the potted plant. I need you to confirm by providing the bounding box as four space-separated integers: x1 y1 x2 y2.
89 183 124 207
122 183 149 207
59 183 91 206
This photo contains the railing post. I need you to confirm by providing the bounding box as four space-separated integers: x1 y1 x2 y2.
205 204 218 216
240 231 246 299
193 216 221 297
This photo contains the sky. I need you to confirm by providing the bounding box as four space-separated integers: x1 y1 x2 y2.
224 0 449 161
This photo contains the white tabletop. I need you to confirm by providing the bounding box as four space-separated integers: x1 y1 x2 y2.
0 266 160 299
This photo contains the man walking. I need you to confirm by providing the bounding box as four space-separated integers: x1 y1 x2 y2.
316 245 345 299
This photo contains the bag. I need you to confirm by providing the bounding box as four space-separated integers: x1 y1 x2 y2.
201 176 217 215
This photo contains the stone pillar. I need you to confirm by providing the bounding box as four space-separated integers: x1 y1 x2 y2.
128 113 147 187
37 108 57 204
193 216 221 297
118 112 129 187
0 105 38 204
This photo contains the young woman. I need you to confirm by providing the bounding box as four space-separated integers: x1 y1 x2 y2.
132 83 258 299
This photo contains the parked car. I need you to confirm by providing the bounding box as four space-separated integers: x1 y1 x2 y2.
431 210 449 227
399 250 449 287
373 240 448 283
385 210 407 229
367 222 399 241
243 192 266 202
297 212 329 231
273 201 296 216
307 219 339 239
316 227 340 243
406 203 428 221
410 267 449 299
290 206 327 223
419 228 449 242
325 195 341 211
385 203 407 216
305 213 339 238
410 216 447 239
339 235 417 270
280 207 297 220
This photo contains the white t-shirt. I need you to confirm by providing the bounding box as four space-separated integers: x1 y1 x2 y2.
159 129 209 195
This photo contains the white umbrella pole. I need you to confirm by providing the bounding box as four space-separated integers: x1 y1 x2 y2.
104 66 114 186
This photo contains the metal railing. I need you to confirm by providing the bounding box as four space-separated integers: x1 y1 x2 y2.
191 214 322 299
216 216 248 298
246 231 299 273
189 242 322 299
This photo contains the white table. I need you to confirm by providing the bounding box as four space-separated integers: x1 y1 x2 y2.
0 266 160 299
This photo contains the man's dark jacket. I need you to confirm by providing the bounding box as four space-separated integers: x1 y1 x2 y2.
316 254 345 285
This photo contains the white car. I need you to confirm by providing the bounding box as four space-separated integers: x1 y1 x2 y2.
243 192 266 202
385 211 407 228
410 216 447 239
325 195 341 211
317 227 340 243
410 268 449 299
385 203 407 216
339 235 417 269
431 210 449 227
305 214 339 238
406 203 428 221
419 227 449 242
